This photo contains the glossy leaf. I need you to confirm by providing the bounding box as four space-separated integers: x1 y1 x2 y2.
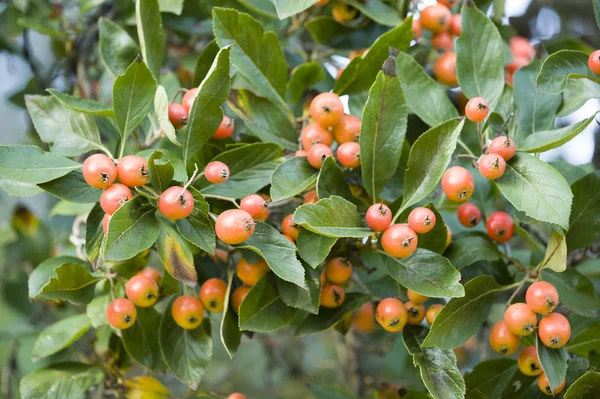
344 0 402 26
220 270 242 358
193 40 219 86
32 314 92 360
444 231 503 270
138 148 187 182
38 170 102 203
286 62 326 104
158 0 184 14
295 293 370 336
98 18 139 77
157 218 197 287
0 180 43 197
540 230 567 272
154 85 180 146
86 295 110 328
135 0 165 79
543 269 600 318
536 335 567 393
270 156 319 202
147 150 174 192
19 363 103 399
464 359 518 399
50 201 95 217
536 50 600 95
297 229 337 269
566 321 600 357
239 274 296 332
0 145 80 184
274 0 318 19
122 307 164 371
276 264 321 314
567 173 600 251
564 370 600 399
176 188 215 254
85 204 105 264
519 112 598 153
317 156 353 201
47 89 113 117
559 78 600 117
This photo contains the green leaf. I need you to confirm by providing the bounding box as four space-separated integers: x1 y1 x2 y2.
228 89 297 150
456 4 505 108
239 273 296 332
559 78 600 117
198 143 285 199
135 0 165 79
138 148 187 182
297 229 337 269
154 85 180 146
28 256 100 305
567 173 600 251
344 0 402 26
105 197 160 262
595 0 600 30
38 170 102 203
0 180 43 197
444 231 503 270
415 204 447 254
542 269 600 318
19 363 103 399
273 0 317 19
212 7 291 118
113 58 158 146
86 204 105 264
157 218 197 287
494 153 572 230
334 17 413 95
147 150 174 192
464 359 518 399
276 264 321 314
536 50 600 95
306 16 388 50
270 156 319 202
158 0 184 14
293 196 372 238
403 325 466 399
540 230 567 273
316 156 353 201
519 113 599 153
220 270 242 358
193 40 220 86
286 62 326 104
183 46 231 174
360 68 408 200
395 52 459 127
47 89 113 117
309 384 356 399
32 314 92 360
422 276 513 349
159 297 212 389
238 222 306 290
295 293 370 336
536 335 567 393
122 307 164 371
566 321 600 357
564 370 600 399
176 188 215 254
86 295 110 328
98 18 140 77
50 201 95 217
400 118 466 213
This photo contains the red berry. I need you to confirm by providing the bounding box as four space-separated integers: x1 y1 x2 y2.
227 394 248 399
172 296 204 330
296 150 308 157
434 52 458 86
441 166 474 202
449 14 461 36
106 298 137 330
282 214 299 240
181 88 198 113
432 31 454 52
102 213 111 235
538 313 571 349
231 286 250 313
381 224 418 258
510 36 535 61
589 50 600 74
168 103 188 129
445 224 452 247
353 302 375 334
82 154 117 189
488 136 516 161
325 257 352 285
526 281 559 314
518 346 542 376
365 203 392 232
204 161 230 184
332 114 361 144
125 275 159 308
486 212 514 243
100 183 133 215
199 278 228 313
337 142 361 168
307 144 333 169
215 209 256 244
405 301 426 325
465 97 489 123
420 4 451 33
538 374 565 396
376 298 408 332
236 258 269 286
407 289 428 305
412 19 422 40
457 202 481 227
320 284 346 308
240 194 269 222
478 153 506 180
489 321 521 355
504 302 537 336
117 155 149 187
138 267 162 283
303 190 319 204
426 304 444 325
301 123 333 150
158 186 195 220
212 115 234 140
407 207 436 234
309 93 344 128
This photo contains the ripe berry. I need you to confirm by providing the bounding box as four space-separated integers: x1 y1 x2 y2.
510 36 535 61
240 194 269 222
320 284 345 308
538 374 565 396
227 394 248 399
478 153 506 180
138 267 162 283
168 103 187 129
215 209 255 244
100 183 133 215
332 114 361 143
445 224 452 247
106 298 137 330
504 303 537 336
490 321 521 355
405 301 426 325
365 203 392 232
310 93 344 128
326 257 353 285
425 304 444 325
457 202 481 227
337 142 361 168
332 3 358 23
231 286 250 313
199 278 228 312
376 298 408 332
382 224 418 258
301 123 333 150
434 52 458 86
449 14 461 36
307 143 334 169
282 214 299 240
303 190 319 204
486 212 514 243
82 154 117 189
441 166 474 202
589 50 600 74
172 296 204 330
204 161 230 184
526 281 559 314
407 289 428 305
125 275 159 308
518 346 542 376
212 115 234 140
158 186 194 220
117 155 149 187
407 207 436 234
420 4 451 33
488 136 516 161
412 19 422 40
432 31 454 52
353 302 375 334
236 258 270 286
181 88 198 113
102 213 111 235
465 97 490 123
538 312 571 349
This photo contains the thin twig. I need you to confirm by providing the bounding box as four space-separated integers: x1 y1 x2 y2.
203 194 240 208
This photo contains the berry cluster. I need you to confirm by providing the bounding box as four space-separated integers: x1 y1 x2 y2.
374 290 444 333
